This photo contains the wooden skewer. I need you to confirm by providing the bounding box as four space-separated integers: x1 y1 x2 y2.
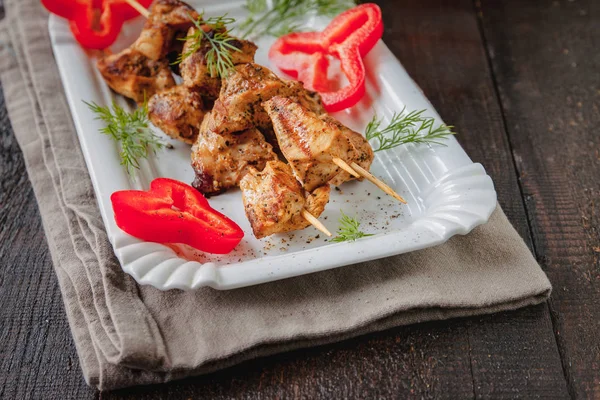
332 157 360 178
302 210 332 237
332 157 406 203
348 161 407 204
124 0 151 18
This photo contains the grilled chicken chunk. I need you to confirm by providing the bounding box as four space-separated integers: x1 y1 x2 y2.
264 96 374 191
191 112 277 195
284 79 326 115
180 27 257 99
211 63 325 135
132 0 200 61
97 49 175 104
240 161 330 238
148 85 205 144
212 63 286 134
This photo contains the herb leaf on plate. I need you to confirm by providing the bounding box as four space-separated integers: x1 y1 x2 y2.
85 100 164 176
366 108 456 152
174 14 241 78
240 0 356 39
332 211 374 243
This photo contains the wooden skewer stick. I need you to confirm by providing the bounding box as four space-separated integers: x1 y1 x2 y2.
124 0 151 18
332 157 360 178
302 210 332 237
349 161 407 204
332 157 406 203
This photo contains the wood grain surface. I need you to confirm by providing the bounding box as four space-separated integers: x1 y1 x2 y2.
0 0 597 398
479 1 600 397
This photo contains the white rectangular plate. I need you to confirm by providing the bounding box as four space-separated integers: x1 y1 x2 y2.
48 0 497 290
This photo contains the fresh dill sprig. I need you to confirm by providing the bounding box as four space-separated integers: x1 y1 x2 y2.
365 108 456 152
174 14 241 78
84 100 164 176
332 211 374 243
240 0 355 39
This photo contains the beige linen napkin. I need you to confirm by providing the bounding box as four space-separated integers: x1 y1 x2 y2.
0 0 552 391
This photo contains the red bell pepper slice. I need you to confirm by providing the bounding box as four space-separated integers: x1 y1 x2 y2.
41 0 153 49
111 178 244 254
269 3 383 112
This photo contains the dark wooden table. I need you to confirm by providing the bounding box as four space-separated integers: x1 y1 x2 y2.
1 0 598 398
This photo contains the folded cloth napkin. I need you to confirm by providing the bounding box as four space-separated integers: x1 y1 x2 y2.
0 0 552 391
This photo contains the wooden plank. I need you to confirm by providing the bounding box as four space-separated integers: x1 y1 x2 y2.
374 0 569 398
478 0 600 397
105 323 475 399
0 87 93 398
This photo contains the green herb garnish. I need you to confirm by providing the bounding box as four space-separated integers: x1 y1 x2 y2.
240 0 355 39
332 211 374 243
175 14 241 78
366 108 456 152
85 100 164 176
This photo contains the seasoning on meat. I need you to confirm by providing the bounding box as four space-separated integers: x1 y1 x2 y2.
240 161 330 238
97 48 175 104
148 85 205 144
191 112 278 195
263 96 374 191
211 63 326 136
180 27 257 99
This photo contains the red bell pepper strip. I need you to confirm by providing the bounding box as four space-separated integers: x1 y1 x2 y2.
41 0 153 49
111 178 244 255
269 3 384 112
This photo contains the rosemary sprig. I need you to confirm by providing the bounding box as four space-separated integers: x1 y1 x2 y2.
240 0 355 39
365 108 456 152
175 14 241 78
332 211 374 243
84 100 164 176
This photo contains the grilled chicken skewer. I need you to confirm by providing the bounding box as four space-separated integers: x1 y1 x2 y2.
191 113 331 237
97 0 396 237
95 0 332 237
264 96 406 203
215 65 404 202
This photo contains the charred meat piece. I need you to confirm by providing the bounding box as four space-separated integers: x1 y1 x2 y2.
180 27 257 99
191 112 277 195
148 85 205 144
212 64 325 135
97 48 175 104
211 63 289 134
132 0 200 61
240 161 330 238
263 96 374 192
